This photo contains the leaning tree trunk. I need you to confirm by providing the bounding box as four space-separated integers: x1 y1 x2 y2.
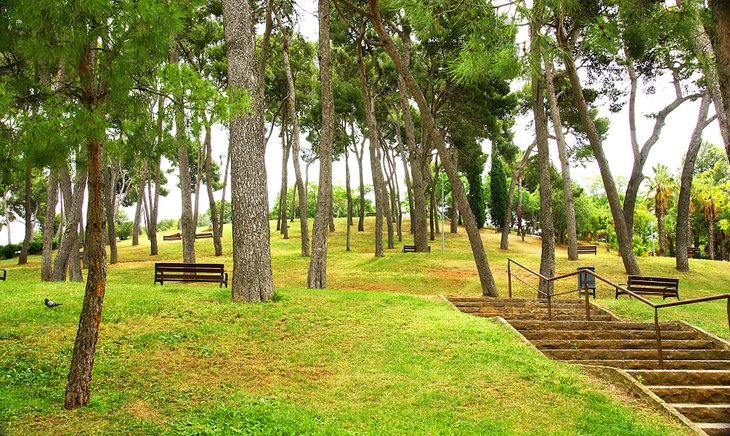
393 112 413 233
370 0 498 296
307 0 335 288
104 165 118 265
41 170 59 281
64 133 106 410
677 96 712 270
18 165 32 265
147 157 161 256
278 116 290 239
398 75 429 251
501 141 535 250
222 0 275 301
531 19 555 297
544 57 577 260
170 44 196 264
192 142 203 229
356 35 386 257
558 17 640 276
53 167 87 282
282 32 309 255
203 123 223 256
381 145 395 249
218 153 230 238
354 140 366 232
710 0 730 162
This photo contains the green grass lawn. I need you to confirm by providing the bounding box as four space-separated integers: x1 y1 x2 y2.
2 217 724 434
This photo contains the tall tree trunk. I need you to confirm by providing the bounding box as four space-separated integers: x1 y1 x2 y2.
307 0 335 288
104 165 118 265
169 43 195 264
429 163 438 240
222 0 275 301
356 34 386 256
203 123 223 256
531 16 555 297
657 206 667 256
147 156 161 256
677 97 713 270
132 162 144 246
709 214 716 260
370 0 498 296
64 134 106 410
709 0 730 162
558 16 640 276
393 111 413 233
398 76 429 251
281 31 309 255
18 165 32 265
544 58 577 260
278 115 290 239
501 141 535 249
346 144 352 252
354 139 366 232
3 192 10 244
218 153 230 239
53 167 87 282
381 143 395 249
193 142 203 229
41 170 59 281
517 177 525 241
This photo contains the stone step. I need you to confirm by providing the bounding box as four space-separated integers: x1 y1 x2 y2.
447 297 585 306
670 403 730 423
563 360 730 370
532 339 718 350
520 329 702 341
544 348 730 361
696 422 730 436
475 313 615 321
510 320 688 332
456 306 604 315
626 370 730 386
648 386 730 404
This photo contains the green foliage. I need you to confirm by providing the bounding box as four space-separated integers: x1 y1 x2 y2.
466 172 486 228
489 155 508 228
116 221 134 241
157 219 178 232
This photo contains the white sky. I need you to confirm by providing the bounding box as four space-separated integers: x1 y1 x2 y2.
1 1 724 245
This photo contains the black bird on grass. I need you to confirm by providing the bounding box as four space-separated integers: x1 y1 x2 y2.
44 298 62 308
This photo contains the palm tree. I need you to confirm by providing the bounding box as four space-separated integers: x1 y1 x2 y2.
646 165 675 256
699 195 721 260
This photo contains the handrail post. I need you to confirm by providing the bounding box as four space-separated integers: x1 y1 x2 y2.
655 308 663 369
584 279 591 321
547 291 552 321
508 260 512 299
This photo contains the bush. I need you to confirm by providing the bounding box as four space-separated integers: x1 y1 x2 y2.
28 238 44 255
157 219 177 232
0 244 18 260
117 221 134 241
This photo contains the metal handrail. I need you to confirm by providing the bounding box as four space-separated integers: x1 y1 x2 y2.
506 258 730 369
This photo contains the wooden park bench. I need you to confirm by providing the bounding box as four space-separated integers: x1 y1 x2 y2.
577 245 597 256
154 263 228 288
615 275 679 300
163 233 182 241
365 212 376 217
0 269 6 281
195 233 213 239
402 245 431 253
687 247 701 259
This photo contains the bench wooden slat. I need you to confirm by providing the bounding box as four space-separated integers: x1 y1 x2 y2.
577 245 597 255
402 245 430 253
616 275 679 300
154 262 228 288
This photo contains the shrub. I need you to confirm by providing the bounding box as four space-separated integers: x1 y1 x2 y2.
157 219 177 232
1 244 18 260
117 221 134 241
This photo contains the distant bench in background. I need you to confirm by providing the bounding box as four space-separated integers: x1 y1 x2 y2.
403 245 431 253
687 247 700 259
154 263 228 288
577 245 597 256
616 275 679 300
162 233 213 241
0 269 5 281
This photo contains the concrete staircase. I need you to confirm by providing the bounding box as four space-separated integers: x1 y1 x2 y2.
447 297 730 435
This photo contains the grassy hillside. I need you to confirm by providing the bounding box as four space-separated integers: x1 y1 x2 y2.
2 217 725 434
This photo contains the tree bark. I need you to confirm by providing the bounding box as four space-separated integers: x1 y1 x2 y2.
709 0 730 162
356 34 386 257
64 134 106 410
278 114 290 239
657 206 667 256
558 16 641 276
544 57 577 260
370 0 498 296
531 17 555 297
192 142 203 229
307 0 335 288
104 165 118 265
3 192 10 244
677 99 714 270
203 123 223 256
18 165 32 265
354 138 366 232
222 0 275 301
501 141 535 250
41 170 58 281
218 153 230 239
282 31 309 255
345 144 352 251
147 156 161 256
169 44 196 265
52 167 86 282
393 110 413 233
132 162 144 246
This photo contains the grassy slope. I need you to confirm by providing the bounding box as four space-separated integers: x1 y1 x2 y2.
1 217 720 434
